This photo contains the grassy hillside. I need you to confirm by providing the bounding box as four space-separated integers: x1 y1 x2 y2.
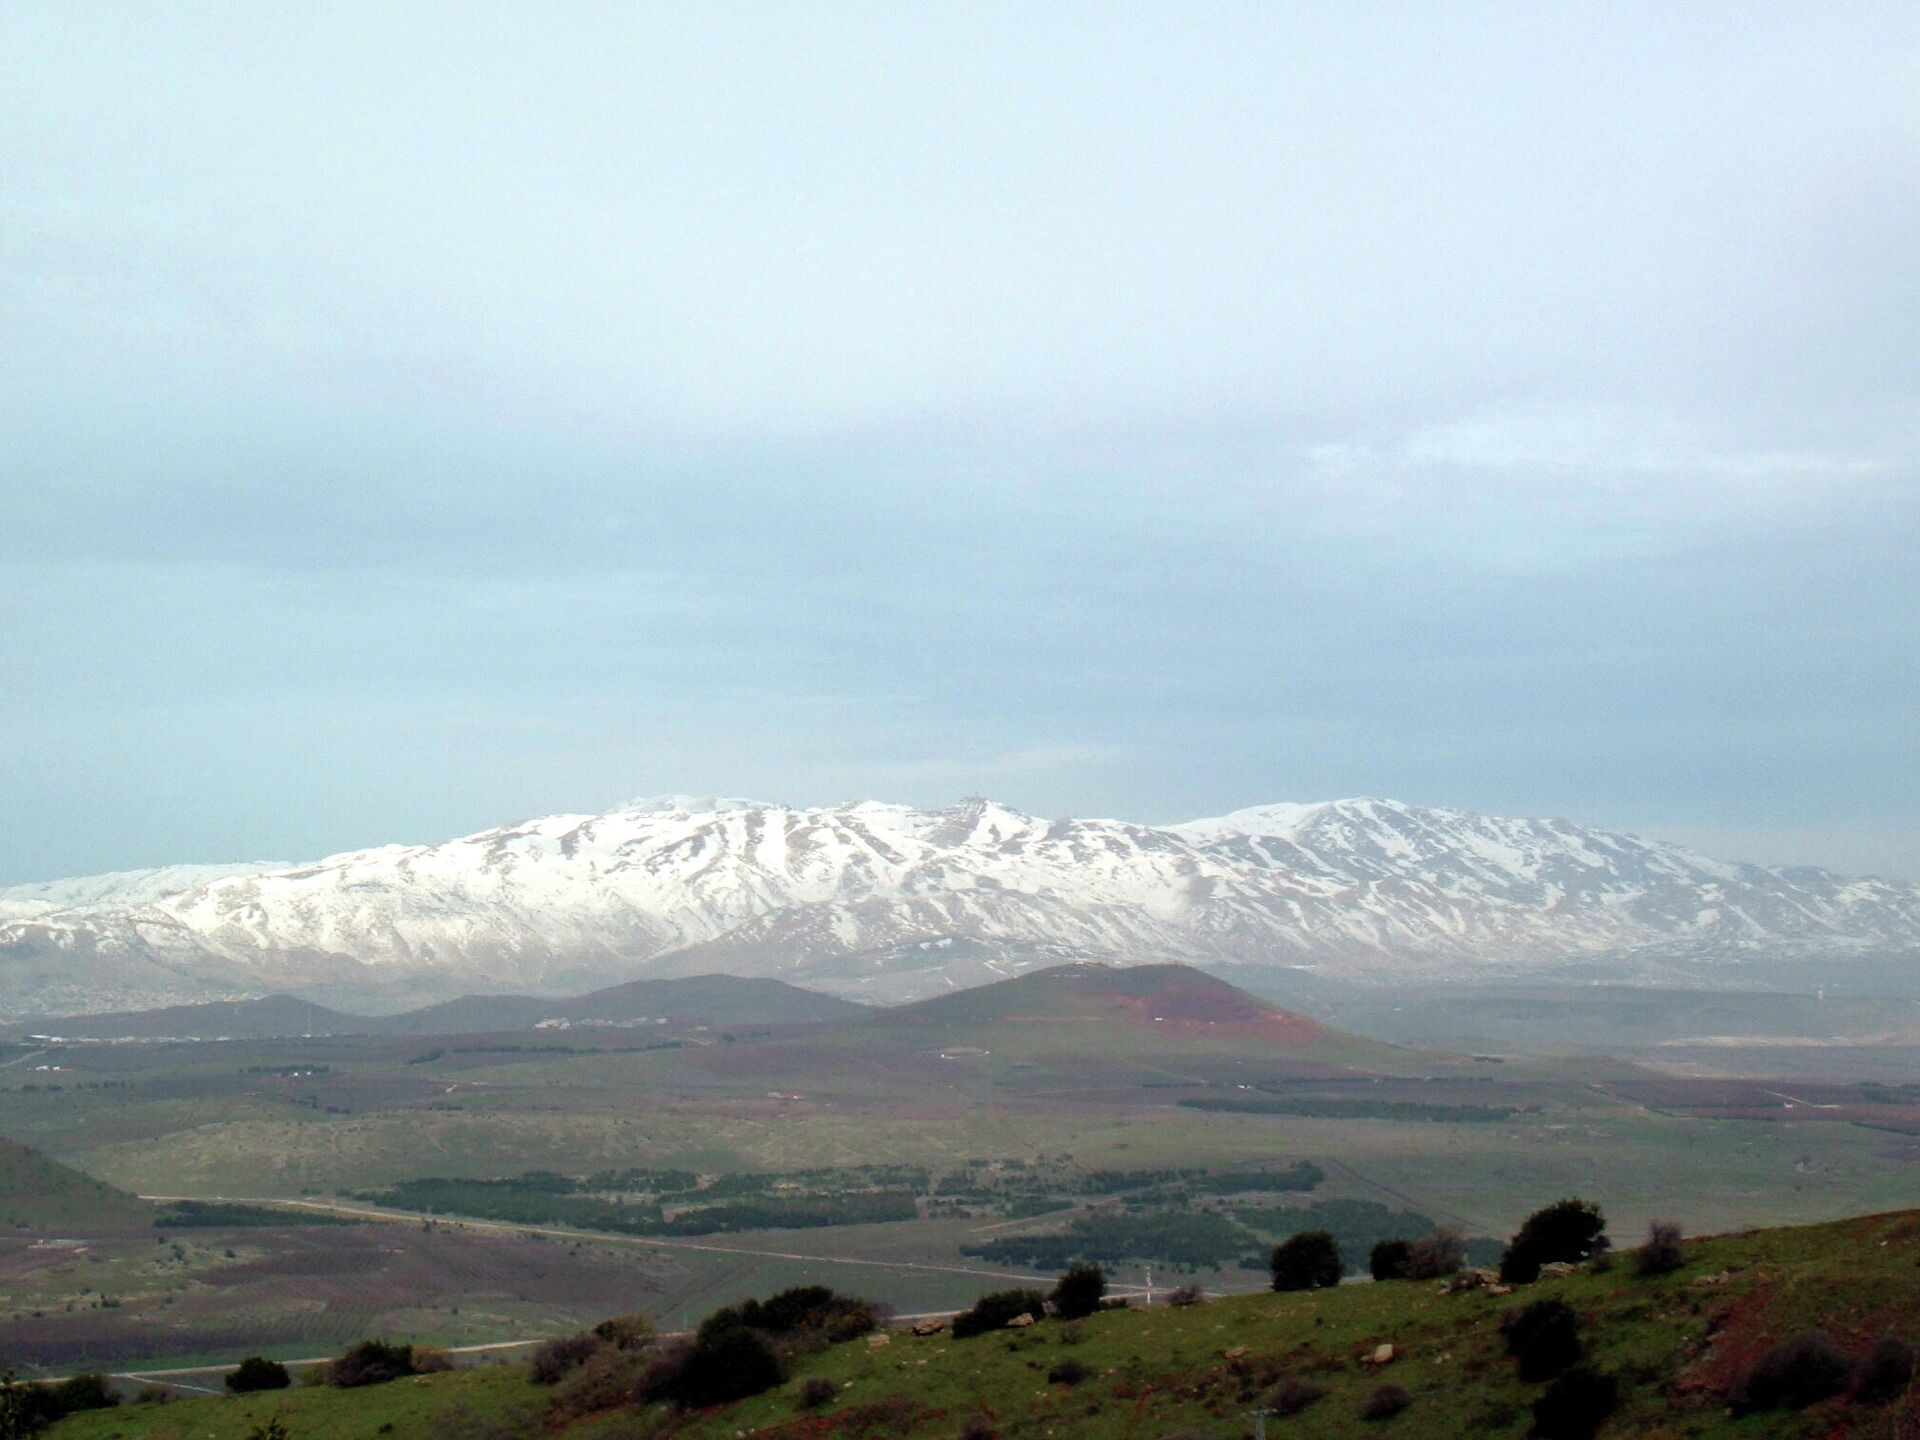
50 1209 1920 1439
0 1137 151 1233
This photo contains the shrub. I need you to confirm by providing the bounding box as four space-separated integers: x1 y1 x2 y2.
226 1357 291 1394
1503 1299 1582 1382
1047 1358 1090 1386
672 1325 785 1407
1735 1329 1855 1412
529 1332 600 1384
1270 1230 1342 1291
243 1422 292 1440
591 1312 657 1350
1050 1264 1107 1320
1361 1382 1411 1421
546 1347 650 1422
50 1374 117 1414
953 1288 1047 1338
1855 1333 1916 1404
1406 1226 1467 1279
698 1286 879 1346
1266 1374 1328 1415
412 1345 453 1374
630 1339 694 1406
799 1376 838 1410
1166 1283 1205 1307
1634 1220 1685 1278
1369 1238 1412 1282
957 1412 998 1440
331 1340 415 1388
1531 1367 1619 1440
1500 1198 1605 1284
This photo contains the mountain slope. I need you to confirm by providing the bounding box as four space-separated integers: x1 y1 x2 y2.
5 974 864 1040
0 1137 153 1233
3 795 1916 1014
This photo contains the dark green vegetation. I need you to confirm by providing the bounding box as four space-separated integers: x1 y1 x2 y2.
150 1202 355 1229
40 1209 1920 1439
7 963 1920 1371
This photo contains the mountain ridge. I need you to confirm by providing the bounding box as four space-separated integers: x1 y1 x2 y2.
2 795 1915 1016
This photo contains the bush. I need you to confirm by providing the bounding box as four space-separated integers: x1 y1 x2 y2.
799 1376 838 1410
697 1286 879 1346
1369 1238 1412 1282
1531 1367 1619 1440
1361 1382 1411 1420
243 1422 292 1440
1050 1264 1107 1320
1407 1226 1467 1279
330 1340 415 1388
1634 1220 1684 1278
1266 1375 1328 1415
1270 1230 1342 1291
957 1412 998 1440
953 1288 1047 1338
1503 1300 1582 1382
1855 1333 1916 1404
529 1332 600 1384
546 1347 650 1422
672 1325 786 1407
1500 1198 1605 1284
49 1374 117 1414
591 1313 657 1350
226 1357 291 1394
1735 1329 1855 1412
1166 1283 1205 1307
412 1345 453 1374
1047 1358 1090 1386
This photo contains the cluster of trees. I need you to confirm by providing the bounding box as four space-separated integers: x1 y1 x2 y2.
963 1208 1251 1270
0 1371 118 1437
1269 1196 1615 1293
951 1264 1108 1338
361 1173 917 1235
1178 1095 1516 1122
528 1284 882 1413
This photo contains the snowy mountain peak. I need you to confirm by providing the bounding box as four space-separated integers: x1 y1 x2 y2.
2 795 1915 1016
616 793 773 815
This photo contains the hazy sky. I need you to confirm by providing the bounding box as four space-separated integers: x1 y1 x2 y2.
3 3 1916 884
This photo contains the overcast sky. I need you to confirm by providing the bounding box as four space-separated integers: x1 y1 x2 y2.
2 2 1916 884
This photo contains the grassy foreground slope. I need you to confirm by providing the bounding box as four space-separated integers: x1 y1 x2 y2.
54 1209 1920 1440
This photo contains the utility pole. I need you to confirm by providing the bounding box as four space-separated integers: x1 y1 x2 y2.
1248 1405 1272 1440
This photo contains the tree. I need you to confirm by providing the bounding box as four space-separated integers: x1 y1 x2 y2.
1500 1198 1606 1284
591 1313 657 1350
226 1357 292 1394
953 1288 1047 1338
1406 1226 1467 1279
0 1370 48 1440
1503 1299 1583 1382
1270 1230 1342 1291
330 1340 414 1389
1532 1368 1619 1440
1634 1220 1684 1278
1049 1264 1106 1320
671 1325 784 1407
1369 1238 1412 1282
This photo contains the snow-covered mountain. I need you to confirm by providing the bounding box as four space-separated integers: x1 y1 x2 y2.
3 796 1916 1015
